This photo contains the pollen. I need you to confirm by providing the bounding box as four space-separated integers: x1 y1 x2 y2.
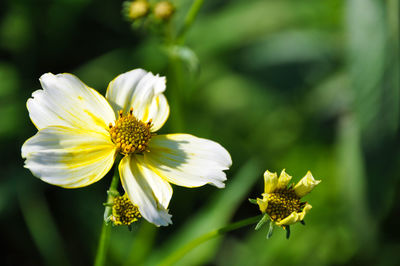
111 194 141 226
109 108 153 154
266 189 304 222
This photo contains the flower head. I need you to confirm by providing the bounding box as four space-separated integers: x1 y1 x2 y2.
21 69 232 226
111 194 141 226
251 169 320 238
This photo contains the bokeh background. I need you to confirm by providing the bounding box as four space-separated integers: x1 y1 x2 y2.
1 0 399 265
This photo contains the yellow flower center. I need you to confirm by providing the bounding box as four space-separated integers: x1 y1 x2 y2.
111 194 141 226
109 108 153 154
266 189 303 222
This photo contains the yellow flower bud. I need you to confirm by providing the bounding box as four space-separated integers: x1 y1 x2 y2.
154 1 175 20
128 0 150 20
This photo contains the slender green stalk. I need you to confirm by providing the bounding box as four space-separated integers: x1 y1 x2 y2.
94 222 111 266
167 55 185 131
178 0 205 41
94 157 122 266
166 0 206 130
159 215 262 266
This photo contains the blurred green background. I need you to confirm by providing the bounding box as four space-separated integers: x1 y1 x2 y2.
1 0 399 265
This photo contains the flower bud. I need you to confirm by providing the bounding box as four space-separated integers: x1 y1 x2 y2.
126 0 150 20
154 1 175 20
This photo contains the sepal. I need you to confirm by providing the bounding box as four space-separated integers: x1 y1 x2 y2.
255 213 269 230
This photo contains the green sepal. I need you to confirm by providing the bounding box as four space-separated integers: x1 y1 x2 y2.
285 225 291 239
266 220 274 239
255 214 269 230
104 215 112 225
107 190 120 197
248 198 258 205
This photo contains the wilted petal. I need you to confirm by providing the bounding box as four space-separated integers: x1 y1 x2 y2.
257 196 268 213
294 171 321 198
276 203 312 226
263 170 278 193
276 169 292 189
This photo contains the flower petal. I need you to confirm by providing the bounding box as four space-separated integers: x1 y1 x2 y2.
275 203 312 226
21 126 116 188
27 73 115 131
276 169 292 189
119 155 172 226
144 134 232 188
263 170 278 193
293 171 321 198
106 69 169 131
257 197 268 213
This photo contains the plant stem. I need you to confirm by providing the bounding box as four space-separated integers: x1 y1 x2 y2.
178 0 205 42
159 215 262 266
94 157 122 266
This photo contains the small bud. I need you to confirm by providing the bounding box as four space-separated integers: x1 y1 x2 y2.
111 194 141 226
154 1 175 20
125 0 150 20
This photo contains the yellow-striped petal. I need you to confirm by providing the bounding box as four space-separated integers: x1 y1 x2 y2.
293 171 321 198
276 169 292 189
144 134 232 188
21 126 116 188
106 69 169 132
263 170 278 193
119 155 172 226
275 203 312 226
27 73 115 132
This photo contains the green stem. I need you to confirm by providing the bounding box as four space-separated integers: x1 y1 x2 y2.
159 215 262 266
168 55 185 132
178 0 205 42
94 156 122 266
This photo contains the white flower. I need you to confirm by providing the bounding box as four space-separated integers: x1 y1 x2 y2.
21 69 232 226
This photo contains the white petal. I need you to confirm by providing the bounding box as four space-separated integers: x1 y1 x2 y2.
294 171 321 198
276 169 292 189
21 126 116 188
106 69 169 131
27 73 115 132
263 170 278 193
119 155 172 226
144 134 232 188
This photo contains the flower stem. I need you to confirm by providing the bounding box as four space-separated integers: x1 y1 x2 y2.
159 215 262 266
177 0 205 42
94 156 122 266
